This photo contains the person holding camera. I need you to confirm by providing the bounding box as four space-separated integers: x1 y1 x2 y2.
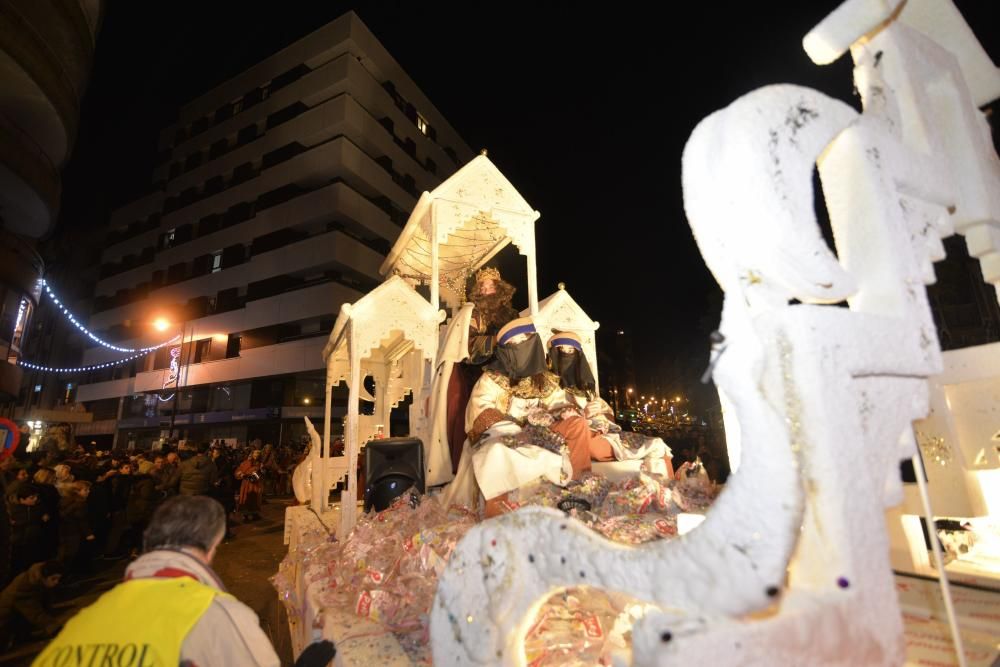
235 450 264 522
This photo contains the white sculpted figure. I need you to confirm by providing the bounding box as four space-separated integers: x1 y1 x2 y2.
430 2 998 664
292 416 324 505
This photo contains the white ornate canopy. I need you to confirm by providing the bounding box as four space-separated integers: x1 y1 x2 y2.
379 154 542 313
319 275 445 535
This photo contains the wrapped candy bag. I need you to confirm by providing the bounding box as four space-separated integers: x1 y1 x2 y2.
524 587 646 666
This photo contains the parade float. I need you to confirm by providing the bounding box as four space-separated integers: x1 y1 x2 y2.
277 0 1000 664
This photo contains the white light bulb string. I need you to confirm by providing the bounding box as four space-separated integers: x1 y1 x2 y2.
19 350 159 375
15 279 182 374
40 279 179 353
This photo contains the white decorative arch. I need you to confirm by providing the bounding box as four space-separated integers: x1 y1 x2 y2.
319 275 445 535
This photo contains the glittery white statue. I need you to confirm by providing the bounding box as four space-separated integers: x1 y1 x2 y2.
429 2 999 665
291 417 325 505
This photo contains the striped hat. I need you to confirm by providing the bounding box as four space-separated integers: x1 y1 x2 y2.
548 331 583 351
497 317 536 346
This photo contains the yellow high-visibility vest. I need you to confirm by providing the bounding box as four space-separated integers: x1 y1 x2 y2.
31 577 220 667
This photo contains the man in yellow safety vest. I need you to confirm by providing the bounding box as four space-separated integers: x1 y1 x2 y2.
32 495 334 666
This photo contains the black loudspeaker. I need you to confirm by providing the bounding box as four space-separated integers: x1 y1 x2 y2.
363 437 424 512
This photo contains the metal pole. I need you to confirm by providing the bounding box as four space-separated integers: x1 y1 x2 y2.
912 453 967 667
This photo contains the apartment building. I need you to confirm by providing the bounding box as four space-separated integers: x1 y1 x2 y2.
0 1 102 401
74 11 472 448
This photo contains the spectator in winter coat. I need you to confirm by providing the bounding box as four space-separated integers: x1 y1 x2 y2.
57 482 95 569
6 466 29 504
125 464 160 557
10 485 45 577
0 560 63 651
155 452 181 495
0 457 12 585
102 463 134 558
209 445 236 538
32 469 61 560
52 464 74 495
179 442 219 496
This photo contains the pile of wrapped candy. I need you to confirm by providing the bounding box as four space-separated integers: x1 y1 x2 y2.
274 468 720 663
671 459 720 513
274 493 477 663
523 587 655 666
510 470 716 545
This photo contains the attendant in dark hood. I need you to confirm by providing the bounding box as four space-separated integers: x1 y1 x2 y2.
546 331 674 478
547 332 597 398
458 317 587 517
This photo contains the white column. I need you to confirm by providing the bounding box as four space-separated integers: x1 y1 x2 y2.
430 211 440 310
342 324 361 536
526 249 539 315
315 357 332 510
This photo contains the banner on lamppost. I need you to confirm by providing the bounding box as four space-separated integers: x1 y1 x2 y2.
164 345 181 389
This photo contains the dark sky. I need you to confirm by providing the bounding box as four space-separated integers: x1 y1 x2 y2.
57 1 998 396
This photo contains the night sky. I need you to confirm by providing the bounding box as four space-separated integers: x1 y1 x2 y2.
57 2 997 401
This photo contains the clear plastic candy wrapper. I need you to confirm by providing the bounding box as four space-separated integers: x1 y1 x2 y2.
275 465 721 663
524 586 655 666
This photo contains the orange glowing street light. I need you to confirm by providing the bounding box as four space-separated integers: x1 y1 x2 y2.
153 317 171 332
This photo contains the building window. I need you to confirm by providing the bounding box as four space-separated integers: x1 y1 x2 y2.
211 250 223 273
164 228 177 248
194 338 212 363
34 384 41 393
416 113 429 136
226 334 241 359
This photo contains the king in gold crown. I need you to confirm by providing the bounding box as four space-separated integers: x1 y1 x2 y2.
475 266 502 284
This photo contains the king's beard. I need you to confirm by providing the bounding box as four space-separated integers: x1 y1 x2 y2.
471 280 516 330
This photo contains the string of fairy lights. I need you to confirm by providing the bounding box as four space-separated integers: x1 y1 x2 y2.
16 280 180 375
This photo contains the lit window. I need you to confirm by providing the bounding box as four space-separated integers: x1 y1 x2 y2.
416 113 429 136
34 384 42 393
165 228 176 248
211 250 223 273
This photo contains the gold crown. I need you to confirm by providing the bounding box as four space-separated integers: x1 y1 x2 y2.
475 266 502 284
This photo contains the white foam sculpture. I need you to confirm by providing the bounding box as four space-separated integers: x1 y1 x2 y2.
429 2 999 665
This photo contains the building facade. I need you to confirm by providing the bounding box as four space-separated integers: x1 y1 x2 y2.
73 12 471 448
0 0 103 401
